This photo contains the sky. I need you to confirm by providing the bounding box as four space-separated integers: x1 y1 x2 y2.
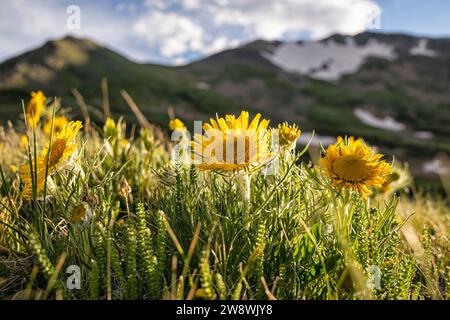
1 0 449 65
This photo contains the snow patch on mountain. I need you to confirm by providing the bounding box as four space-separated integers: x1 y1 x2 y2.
298 132 335 147
410 39 437 57
354 108 406 132
263 37 396 81
413 131 434 140
423 158 449 175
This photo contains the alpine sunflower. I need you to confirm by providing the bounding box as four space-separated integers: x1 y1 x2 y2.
320 136 391 197
20 135 28 149
379 162 412 194
191 111 271 171
44 116 69 137
20 121 83 198
277 122 301 147
169 118 186 131
26 91 47 127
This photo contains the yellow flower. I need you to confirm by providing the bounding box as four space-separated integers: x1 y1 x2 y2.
104 117 118 138
70 203 92 223
20 121 83 199
319 136 391 197
44 116 69 137
42 121 83 168
380 173 399 193
26 91 47 127
379 162 412 194
20 135 28 149
192 111 271 171
169 118 186 131
277 122 301 147
121 139 130 148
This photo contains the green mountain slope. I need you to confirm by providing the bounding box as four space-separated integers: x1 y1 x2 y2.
0 36 240 125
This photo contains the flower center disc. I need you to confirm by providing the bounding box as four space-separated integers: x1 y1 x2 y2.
332 154 369 182
48 139 66 167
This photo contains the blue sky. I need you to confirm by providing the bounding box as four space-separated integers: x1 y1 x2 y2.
377 0 450 37
0 0 449 65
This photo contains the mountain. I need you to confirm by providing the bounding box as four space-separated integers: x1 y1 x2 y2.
181 32 450 186
1 32 450 187
0 36 241 125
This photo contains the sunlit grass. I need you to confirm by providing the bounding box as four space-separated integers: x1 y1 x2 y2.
0 91 449 300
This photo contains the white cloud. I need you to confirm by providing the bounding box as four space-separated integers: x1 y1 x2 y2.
181 0 201 10
208 0 380 40
131 0 380 63
0 0 67 60
0 1 140 62
0 0 381 65
133 12 205 57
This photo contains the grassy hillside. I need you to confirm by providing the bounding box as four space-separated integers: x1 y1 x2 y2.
0 108 449 300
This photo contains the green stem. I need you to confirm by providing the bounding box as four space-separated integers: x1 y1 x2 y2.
237 172 251 229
